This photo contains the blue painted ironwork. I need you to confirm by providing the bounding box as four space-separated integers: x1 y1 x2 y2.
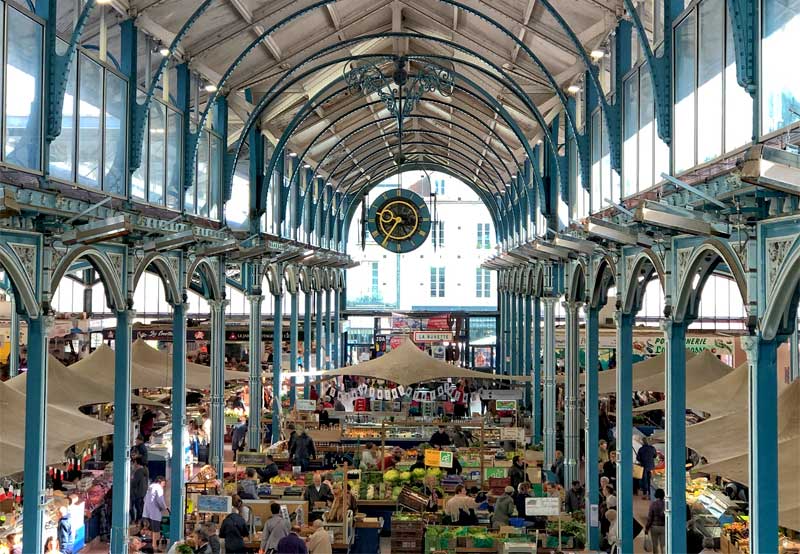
333 286 341 367
247 288 264 448
664 318 688 554
303 291 312 399
564 300 581 488
315 289 324 392
272 287 283 443
22 315 49 554
623 0 673 144
129 0 215 173
726 0 758 95
210 299 227 477
45 0 97 141
524 294 533 409
542 296 557 465
616 311 635 553
584 306 601 550
176 63 192 195
325 288 333 368
170 300 187 544
745 335 779 554
289 291 298 407
9 299 19 376
111 308 133 553
344 56 454 126
538 0 622 170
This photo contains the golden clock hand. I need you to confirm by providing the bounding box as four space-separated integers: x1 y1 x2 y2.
382 216 403 246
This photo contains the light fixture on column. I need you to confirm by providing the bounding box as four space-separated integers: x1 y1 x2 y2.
553 234 597 255
740 144 800 195
143 229 199 252
62 215 132 245
585 217 653 247
196 238 239 257
634 200 730 238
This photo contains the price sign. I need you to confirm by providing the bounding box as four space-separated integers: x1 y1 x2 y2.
485 467 507 479
525 496 561 516
496 400 517 411
235 451 268 467
500 427 525 441
424 449 454 468
296 399 316 412
196 495 233 514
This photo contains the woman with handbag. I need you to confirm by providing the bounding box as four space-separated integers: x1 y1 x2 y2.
644 488 666 554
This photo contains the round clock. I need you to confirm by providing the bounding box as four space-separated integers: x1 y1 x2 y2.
367 188 431 253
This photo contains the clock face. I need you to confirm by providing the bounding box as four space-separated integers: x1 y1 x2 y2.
367 189 431 253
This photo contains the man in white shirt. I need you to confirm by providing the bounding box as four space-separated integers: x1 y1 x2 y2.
359 443 378 469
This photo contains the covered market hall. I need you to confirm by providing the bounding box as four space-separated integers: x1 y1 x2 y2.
0 0 799 552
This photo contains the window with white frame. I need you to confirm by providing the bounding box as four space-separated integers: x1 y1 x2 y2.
475 268 491 298
590 110 620 213
430 267 445 297
434 220 445 248
476 223 491 249
569 138 589 221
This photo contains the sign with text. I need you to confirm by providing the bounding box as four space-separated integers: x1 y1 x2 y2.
525 497 561 516
413 331 453 343
235 452 268 467
424 449 454 468
196 495 233 514
479 389 523 400
500 427 525 442
296 399 317 412
485 467 507 479
495 400 517 412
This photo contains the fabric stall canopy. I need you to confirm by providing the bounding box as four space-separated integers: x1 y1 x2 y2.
631 350 733 393
319 338 531 387
0 381 114 476
634 361 748 415
131 339 248 389
556 352 688 393
6 355 161 408
70 342 247 390
691 379 800 531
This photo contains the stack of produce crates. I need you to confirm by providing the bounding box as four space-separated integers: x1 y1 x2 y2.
391 517 425 554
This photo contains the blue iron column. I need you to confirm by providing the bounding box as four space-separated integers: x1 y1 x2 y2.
663 317 687 553
496 283 503 373
584 306 601 550
111 308 133 553
247 293 264 448
303 291 312 398
289 290 299 408
532 297 542 445
504 290 512 374
333 286 341 367
524 293 532 409
615 310 635 553
272 289 283 443
564 300 582 488
209 299 227 477
325 287 332 368
742 335 778 554
315 288 324 384
542 296 557 466
516 293 524 377
9 297 19 376
170 301 188 544
509 290 517 376
22 313 52 554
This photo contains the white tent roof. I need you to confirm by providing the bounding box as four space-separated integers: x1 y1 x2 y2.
0 381 113 476
320 338 530 387
634 361 748 415
7 355 161 408
632 350 733 393
557 352 688 393
68 342 247 391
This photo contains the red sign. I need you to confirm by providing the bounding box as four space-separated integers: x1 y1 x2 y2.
426 314 451 331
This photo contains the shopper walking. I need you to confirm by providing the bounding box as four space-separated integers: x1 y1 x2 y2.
492 486 517 528
508 456 526 491
143 476 168 548
644 488 666 554
130 457 149 524
260 503 290 554
219 504 249 554
56 506 73 554
636 438 657 499
231 417 248 461
290 428 316 471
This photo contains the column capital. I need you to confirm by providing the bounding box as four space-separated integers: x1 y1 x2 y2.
740 334 760 361
541 295 559 307
245 293 264 304
170 302 190 311
116 308 137 319
562 299 584 312
41 313 56 337
208 298 229 311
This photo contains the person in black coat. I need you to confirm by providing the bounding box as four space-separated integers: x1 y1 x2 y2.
508 456 526 491
130 458 149 524
429 425 451 448
218 508 250 554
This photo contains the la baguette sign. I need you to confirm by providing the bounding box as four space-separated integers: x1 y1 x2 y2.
412 331 453 342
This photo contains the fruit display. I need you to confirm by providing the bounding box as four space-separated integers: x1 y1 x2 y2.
269 475 296 486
